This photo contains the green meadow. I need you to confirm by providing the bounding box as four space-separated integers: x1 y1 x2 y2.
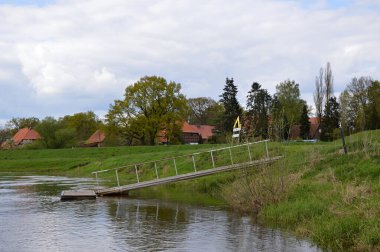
1 130 380 251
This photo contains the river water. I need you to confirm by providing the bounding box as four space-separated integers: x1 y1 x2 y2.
0 175 321 252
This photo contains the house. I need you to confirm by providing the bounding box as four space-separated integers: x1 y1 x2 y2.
85 130 106 147
159 122 215 145
289 117 320 140
181 122 215 144
11 128 41 146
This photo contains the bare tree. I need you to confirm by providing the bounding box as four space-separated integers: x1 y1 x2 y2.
314 67 325 123
324 62 334 101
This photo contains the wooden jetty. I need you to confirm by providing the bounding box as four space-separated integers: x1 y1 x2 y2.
60 190 96 200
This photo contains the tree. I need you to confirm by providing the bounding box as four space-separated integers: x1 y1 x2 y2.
299 103 310 139
220 77 242 132
314 67 325 124
106 76 187 145
324 62 334 102
274 80 304 138
345 76 372 131
246 82 271 138
35 117 75 148
365 80 380 130
62 111 102 141
320 97 340 141
186 97 223 125
6 117 40 134
339 90 355 134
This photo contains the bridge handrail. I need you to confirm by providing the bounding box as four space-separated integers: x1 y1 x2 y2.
91 139 270 175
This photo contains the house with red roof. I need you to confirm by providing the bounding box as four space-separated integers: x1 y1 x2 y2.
181 122 215 144
85 130 106 147
11 128 41 146
289 117 320 140
159 122 215 144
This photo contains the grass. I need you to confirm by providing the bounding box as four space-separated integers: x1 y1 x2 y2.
1 130 380 251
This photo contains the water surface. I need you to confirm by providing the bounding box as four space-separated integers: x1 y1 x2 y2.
0 175 321 252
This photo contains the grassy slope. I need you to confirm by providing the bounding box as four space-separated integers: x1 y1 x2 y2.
1 131 380 250
257 130 380 251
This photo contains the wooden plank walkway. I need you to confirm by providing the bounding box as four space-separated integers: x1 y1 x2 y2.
95 156 282 196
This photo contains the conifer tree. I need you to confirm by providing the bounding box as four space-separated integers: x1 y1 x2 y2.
220 78 242 132
299 103 310 139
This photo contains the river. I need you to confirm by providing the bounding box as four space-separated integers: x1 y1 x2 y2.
0 175 321 252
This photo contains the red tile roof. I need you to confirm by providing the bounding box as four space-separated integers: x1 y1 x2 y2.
86 130 105 145
12 128 41 145
182 122 215 140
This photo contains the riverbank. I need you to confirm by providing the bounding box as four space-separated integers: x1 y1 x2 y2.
1 130 379 251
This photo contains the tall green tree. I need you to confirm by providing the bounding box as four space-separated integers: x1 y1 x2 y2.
186 97 223 125
35 117 76 148
365 80 380 130
62 111 102 141
320 97 340 141
274 80 304 138
220 77 242 132
344 76 372 131
246 82 271 138
106 76 187 145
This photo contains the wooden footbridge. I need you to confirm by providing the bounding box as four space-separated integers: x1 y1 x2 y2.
61 140 282 199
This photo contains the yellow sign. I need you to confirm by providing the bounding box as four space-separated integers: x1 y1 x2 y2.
233 116 241 129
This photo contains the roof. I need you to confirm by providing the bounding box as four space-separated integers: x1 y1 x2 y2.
309 117 319 124
12 128 41 145
182 122 215 140
85 130 106 145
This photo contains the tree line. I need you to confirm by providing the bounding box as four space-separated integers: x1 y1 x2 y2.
1 65 379 148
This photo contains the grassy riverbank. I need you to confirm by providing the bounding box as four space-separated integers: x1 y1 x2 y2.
1 130 380 251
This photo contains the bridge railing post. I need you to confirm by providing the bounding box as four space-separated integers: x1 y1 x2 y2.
154 162 159 179
95 172 99 186
135 165 140 183
210 151 215 168
173 158 178 176
116 169 120 187
265 140 269 158
192 155 197 172
247 143 252 162
229 147 234 165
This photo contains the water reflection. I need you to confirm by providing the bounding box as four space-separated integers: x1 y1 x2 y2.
0 175 322 252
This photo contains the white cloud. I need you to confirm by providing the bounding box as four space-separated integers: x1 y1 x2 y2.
0 0 379 122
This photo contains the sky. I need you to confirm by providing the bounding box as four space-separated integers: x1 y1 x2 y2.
1 0 380 126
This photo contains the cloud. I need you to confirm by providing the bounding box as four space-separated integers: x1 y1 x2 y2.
0 0 379 124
